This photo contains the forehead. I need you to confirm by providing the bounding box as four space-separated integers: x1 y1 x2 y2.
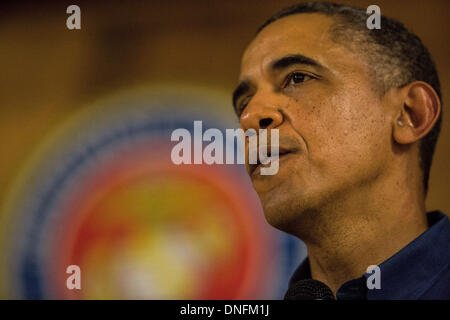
241 13 351 78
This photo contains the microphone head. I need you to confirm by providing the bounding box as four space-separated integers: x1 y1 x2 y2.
284 279 335 300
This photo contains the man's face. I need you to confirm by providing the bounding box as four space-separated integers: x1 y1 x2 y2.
234 14 394 230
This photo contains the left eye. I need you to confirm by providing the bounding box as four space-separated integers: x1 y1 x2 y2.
286 72 311 86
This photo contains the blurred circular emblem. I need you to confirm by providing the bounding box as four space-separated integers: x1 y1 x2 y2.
1 85 305 299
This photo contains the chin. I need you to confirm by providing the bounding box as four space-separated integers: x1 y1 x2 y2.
256 181 325 235
258 189 304 232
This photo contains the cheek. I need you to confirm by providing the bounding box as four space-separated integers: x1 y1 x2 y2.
288 90 390 172
332 90 389 155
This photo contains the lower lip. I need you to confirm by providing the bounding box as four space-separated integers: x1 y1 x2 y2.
251 152 293 177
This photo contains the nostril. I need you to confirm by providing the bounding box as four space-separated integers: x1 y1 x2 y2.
259 118 273 129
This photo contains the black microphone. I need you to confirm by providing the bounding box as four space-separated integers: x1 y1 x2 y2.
284 279 335 300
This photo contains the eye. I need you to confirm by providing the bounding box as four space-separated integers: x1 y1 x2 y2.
285 72 313 87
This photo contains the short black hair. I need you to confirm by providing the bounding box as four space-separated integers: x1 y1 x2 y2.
257 2 442 195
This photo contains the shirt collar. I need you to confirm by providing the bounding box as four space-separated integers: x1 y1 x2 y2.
365 210 450 299
287 211 450 300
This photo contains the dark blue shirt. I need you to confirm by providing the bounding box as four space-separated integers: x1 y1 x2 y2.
287 211 450 300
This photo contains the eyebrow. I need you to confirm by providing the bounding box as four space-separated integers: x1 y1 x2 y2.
271 54 324 71
232 54 325 111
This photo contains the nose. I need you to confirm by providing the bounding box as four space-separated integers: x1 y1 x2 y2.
240 98 283 131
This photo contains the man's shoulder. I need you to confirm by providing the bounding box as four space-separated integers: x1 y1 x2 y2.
418 211 450 299
418 263 450 300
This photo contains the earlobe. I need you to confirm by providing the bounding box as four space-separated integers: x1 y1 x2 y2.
392 81 440 146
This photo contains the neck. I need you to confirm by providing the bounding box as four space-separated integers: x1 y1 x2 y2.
295 166 428 295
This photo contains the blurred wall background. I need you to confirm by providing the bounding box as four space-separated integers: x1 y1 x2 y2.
0 0 449 299
1 0 449 215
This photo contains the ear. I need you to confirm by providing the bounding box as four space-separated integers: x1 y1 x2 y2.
393 81 441 145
